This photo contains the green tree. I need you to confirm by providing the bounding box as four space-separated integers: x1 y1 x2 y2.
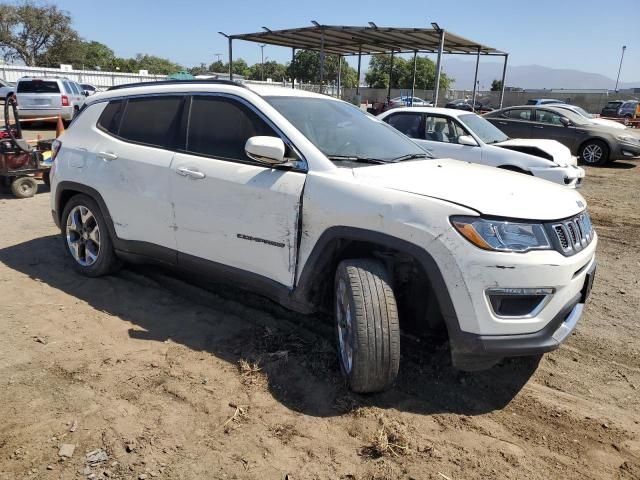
491 79 503 91
0 1 77 65
208 60 225 73
132 54 182 75
246 60 288 81
82 41 116 70
287 50 357 87
365 54 452 91
189 63 209 76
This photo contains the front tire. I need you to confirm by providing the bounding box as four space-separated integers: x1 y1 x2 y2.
334 259 400 393
10 176 38 198
579 140 609 166
61 194 121 277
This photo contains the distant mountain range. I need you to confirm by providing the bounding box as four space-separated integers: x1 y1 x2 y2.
441 58 639 91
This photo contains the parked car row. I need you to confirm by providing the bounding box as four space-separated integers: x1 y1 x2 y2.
49 80 598 393
484 105 640 166
378 107 584 187
601 99 639 119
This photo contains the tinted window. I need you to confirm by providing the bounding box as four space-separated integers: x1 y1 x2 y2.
17 80 60 93
81 84 95 90
386 113 423 139
187 96 277 161
504 108 531 120
97 100 126 135
70 83 82 95
62 81 73 94
118 96 184 148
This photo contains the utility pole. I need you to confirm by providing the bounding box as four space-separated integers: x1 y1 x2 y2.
260 44 266 81
615 45 627 92
214 53 222 64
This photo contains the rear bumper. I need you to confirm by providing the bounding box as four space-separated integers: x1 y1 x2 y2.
16 107 73 120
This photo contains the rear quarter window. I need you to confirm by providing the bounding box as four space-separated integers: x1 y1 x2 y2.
97 100 126 135
17 80 60 94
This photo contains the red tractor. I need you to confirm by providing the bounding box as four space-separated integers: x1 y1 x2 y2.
0 97 53 198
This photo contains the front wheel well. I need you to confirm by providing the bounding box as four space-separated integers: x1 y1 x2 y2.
300 237 447 338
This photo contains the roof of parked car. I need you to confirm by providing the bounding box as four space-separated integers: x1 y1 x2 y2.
379 106 477 118
87 80 334 104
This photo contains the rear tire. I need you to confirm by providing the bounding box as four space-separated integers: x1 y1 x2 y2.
10 176 38 198
334 259 400 393
61 194 122 277
579 140 609 166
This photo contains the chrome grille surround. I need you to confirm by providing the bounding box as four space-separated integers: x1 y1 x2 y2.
550 212 594 255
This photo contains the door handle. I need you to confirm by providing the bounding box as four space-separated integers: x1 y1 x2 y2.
176 167 206 179
533 125 544 129
498 121 507 125
97 151 118 161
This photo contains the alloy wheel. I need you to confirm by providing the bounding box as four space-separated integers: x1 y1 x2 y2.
582 144 603 164
66 205 101 266
336 278 353 374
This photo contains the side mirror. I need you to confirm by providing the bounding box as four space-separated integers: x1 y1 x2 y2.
559 117 571 127
458 135 478 147
245 136 286 165
82 91 89 96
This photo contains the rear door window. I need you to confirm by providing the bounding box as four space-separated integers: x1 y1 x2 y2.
186 95 278 161
17 80 60 94
70 83 81 95
385 113 423 139
504 108 532 120
118 96 185 149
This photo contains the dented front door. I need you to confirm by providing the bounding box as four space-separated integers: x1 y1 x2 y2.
170 153 305 288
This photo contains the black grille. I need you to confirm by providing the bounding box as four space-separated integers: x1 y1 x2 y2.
550 212 594 255
554 225 569 249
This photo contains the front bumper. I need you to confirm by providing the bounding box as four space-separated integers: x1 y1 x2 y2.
451 262 595 361
529 163 585 188
612 141 640 160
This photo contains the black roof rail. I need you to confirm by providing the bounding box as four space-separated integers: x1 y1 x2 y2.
107 79 245 91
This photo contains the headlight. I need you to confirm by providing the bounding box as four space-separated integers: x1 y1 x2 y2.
451 216 551 252
617 135 640 144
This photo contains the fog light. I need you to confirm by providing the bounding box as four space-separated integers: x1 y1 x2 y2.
486 288 554 318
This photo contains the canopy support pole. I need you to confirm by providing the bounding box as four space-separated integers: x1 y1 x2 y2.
433 29 445 106
291 48 295 89
499 53 509 108
228 38 233 80
411 50 417 106
471 46 480 111
356 46 362 96
387 50 395 102
319 29 325 94
337 55 342 99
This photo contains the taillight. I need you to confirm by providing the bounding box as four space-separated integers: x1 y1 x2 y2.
61 95 69 106
51 139 62 161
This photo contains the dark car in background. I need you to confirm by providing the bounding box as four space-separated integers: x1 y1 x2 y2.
600 100 638 118
445 98 492 113
485 105 640 166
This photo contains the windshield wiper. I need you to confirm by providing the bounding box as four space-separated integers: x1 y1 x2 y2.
327 155 387 164
390 152 431 162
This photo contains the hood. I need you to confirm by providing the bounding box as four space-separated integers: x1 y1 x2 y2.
591 118 627 130
352 159 586 220
494 139 576 167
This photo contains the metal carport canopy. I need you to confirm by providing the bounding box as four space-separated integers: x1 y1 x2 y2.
223 24 509 108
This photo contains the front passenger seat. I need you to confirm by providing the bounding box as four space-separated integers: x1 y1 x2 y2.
432 122 449 142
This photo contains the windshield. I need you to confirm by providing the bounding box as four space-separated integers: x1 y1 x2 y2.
568 106 592 118
265 96 429 162
459 113 508 144
556 109 590 126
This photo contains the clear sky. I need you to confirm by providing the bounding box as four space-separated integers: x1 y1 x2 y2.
52 0 639 82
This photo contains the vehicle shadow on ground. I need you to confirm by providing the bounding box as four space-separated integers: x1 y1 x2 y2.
0 235 539 418
601 161 636 169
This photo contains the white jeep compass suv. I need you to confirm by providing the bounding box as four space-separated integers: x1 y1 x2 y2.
49 80 597 393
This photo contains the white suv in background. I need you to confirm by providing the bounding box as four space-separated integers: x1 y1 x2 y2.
16 77 86 122
49 81 597 393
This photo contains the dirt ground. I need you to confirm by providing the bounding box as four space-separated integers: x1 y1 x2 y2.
1 127 639 479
